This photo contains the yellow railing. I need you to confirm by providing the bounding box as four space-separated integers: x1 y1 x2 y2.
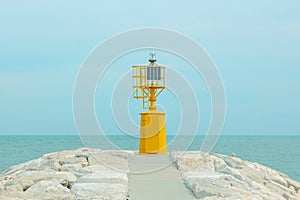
132 65 166 110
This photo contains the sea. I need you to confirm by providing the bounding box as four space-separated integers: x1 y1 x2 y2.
0 135 299 182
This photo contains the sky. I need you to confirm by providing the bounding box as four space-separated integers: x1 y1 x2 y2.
0 1 299 135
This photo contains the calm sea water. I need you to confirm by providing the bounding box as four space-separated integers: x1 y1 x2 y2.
0 135 299 182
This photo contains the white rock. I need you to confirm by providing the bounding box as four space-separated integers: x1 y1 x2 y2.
39 159 61 171
25 180 70 193
0 191 76 200
77 170 128 184
88 152 129 172
42 148 89 160
0 149 134 200
61 164 82 172
0 191 28 200
265 173 288 187
172 152 215 172
0 158 42 177
58 157 88 166
79 164 110 173
183 171 246 198
31 193 76 200
171 151 300 200
6 170 77 190
71 183 128 200
2 149 299 200
287 178 300 193
3 182 23 192
223 156 243 169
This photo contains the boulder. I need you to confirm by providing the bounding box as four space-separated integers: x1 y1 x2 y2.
79 164 110 174
4 170 77 191
1 149 299 200
42 148 89 160
88 152 129 172
171 151 300 200
25 180 70 193
0 158 42 177
39 159 61 171
2 182 23 192
265 173 288 187
172 152 215 172
77 170 128 185
71 183 128 200
58 157 88 167
223 156 243 169
61 164 82 172
0 191 29 200
0 148 133 200
0 189 76 200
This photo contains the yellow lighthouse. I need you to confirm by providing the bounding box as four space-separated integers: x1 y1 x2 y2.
132 51 167 154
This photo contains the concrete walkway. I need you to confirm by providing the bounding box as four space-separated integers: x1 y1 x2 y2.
128 153 196 200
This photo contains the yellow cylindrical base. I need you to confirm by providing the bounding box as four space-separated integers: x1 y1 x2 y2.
139 111 167 154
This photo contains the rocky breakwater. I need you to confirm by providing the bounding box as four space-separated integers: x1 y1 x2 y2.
1 149 300 200
171 151 300 199
0 148 133 200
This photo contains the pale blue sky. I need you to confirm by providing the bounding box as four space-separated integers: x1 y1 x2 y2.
0 1 299 135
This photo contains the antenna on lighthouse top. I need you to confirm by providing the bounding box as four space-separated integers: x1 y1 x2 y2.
149 51 157 63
